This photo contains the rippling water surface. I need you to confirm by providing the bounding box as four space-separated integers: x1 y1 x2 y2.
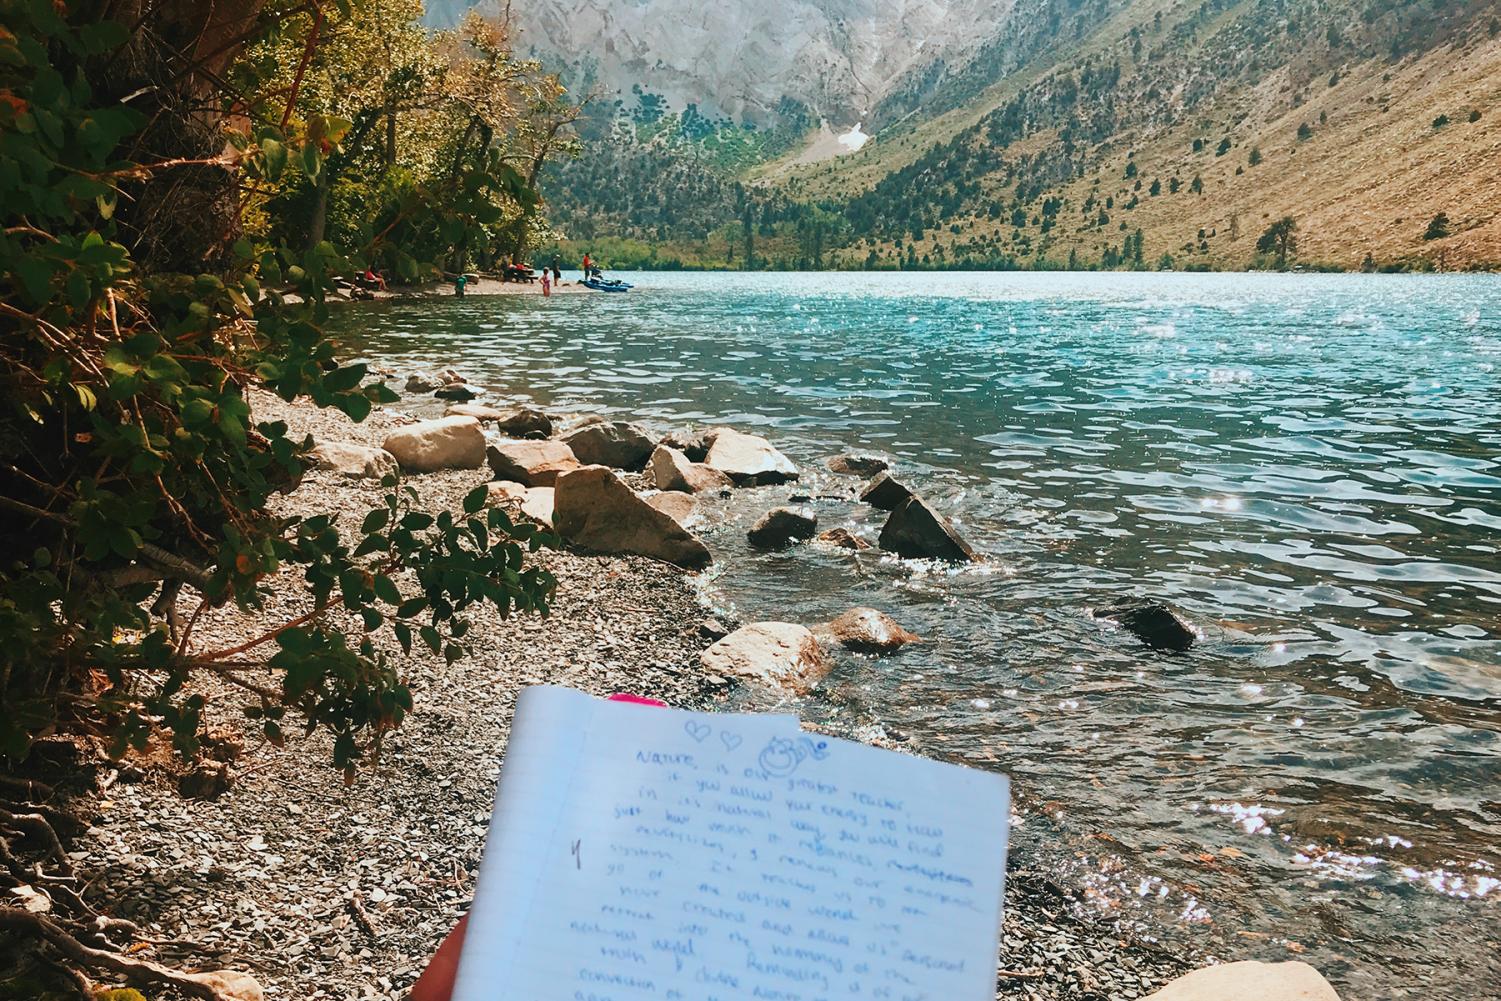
330 272 1501 997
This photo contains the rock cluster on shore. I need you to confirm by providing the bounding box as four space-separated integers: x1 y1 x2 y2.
69 386 1334 1001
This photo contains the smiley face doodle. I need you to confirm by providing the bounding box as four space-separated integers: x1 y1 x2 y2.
757 735 832 777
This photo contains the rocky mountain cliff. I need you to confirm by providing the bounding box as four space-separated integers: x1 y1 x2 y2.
425 0 1023 126
436 0 1501 272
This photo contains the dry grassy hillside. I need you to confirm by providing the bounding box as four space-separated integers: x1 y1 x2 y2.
768 0 1501 271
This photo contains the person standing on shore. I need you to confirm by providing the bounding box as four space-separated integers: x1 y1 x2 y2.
454 273 467 297
541 270 551 297
551 257 562 284
581 252 591 281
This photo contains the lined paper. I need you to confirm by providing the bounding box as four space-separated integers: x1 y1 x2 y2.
453 686 1010 1001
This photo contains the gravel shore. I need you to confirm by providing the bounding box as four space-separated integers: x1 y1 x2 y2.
71 392 1200 1000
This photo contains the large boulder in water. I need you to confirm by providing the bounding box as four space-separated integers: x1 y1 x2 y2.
562 421 656 470
381 416 485 473
1141 962 1341 1001
877 496 978 562
648 445 732 494
747 507 818 550
1095 598 1197 652
700 622 830 693
704 429 799 485
820 607 921 654
553 466 711 569
486 440 580 486
859 471 914 511
309 442 398 480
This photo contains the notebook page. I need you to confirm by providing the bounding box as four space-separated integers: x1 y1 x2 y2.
454 693 1010 1001
452 687 800 1000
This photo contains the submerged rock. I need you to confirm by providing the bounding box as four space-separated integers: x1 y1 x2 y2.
648 444 733 494
1142 961 1341 1001
877 496 978 562
700 622 829 693
382 416 485 473
859 470 914 511
826 453 890 477
817 527 871 551
747 507 818 549
704 429 799 485
485 440 580 486
1096 598 1197 652
309 442 398 480
821 607 921 654
563 420 656 470
553 466 711 569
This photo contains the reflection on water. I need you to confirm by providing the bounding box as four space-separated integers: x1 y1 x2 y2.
329 271 1501 997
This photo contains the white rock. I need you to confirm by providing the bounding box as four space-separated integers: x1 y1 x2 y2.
485 440 580 486
380 416 485 473
309 442 398 480
704 429 799 485
553 466 711 569
700 622 830 693
648 445 732 493
645 491 696 525
1143 962 1341 1001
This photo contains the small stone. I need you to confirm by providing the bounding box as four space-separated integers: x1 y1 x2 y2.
179 762 232 801
821 607 921 654
826 453 890 476
434 383 479 401
816 527 870 551
747 506 818 549
700 623 829 693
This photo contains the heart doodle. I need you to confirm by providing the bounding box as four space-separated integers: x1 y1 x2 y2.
683 720 712 743
720 731 743 752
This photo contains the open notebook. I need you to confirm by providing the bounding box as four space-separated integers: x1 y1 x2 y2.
452 686 1011 1000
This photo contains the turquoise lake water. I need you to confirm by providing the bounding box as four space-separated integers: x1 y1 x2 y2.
329 271 1501 997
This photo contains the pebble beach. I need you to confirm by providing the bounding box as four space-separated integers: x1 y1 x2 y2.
69 390 1209 1000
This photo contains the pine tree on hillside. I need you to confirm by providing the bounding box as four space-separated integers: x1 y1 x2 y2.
1257 217 1299 269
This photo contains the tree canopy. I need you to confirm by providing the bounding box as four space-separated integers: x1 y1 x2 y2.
0 0 578 992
